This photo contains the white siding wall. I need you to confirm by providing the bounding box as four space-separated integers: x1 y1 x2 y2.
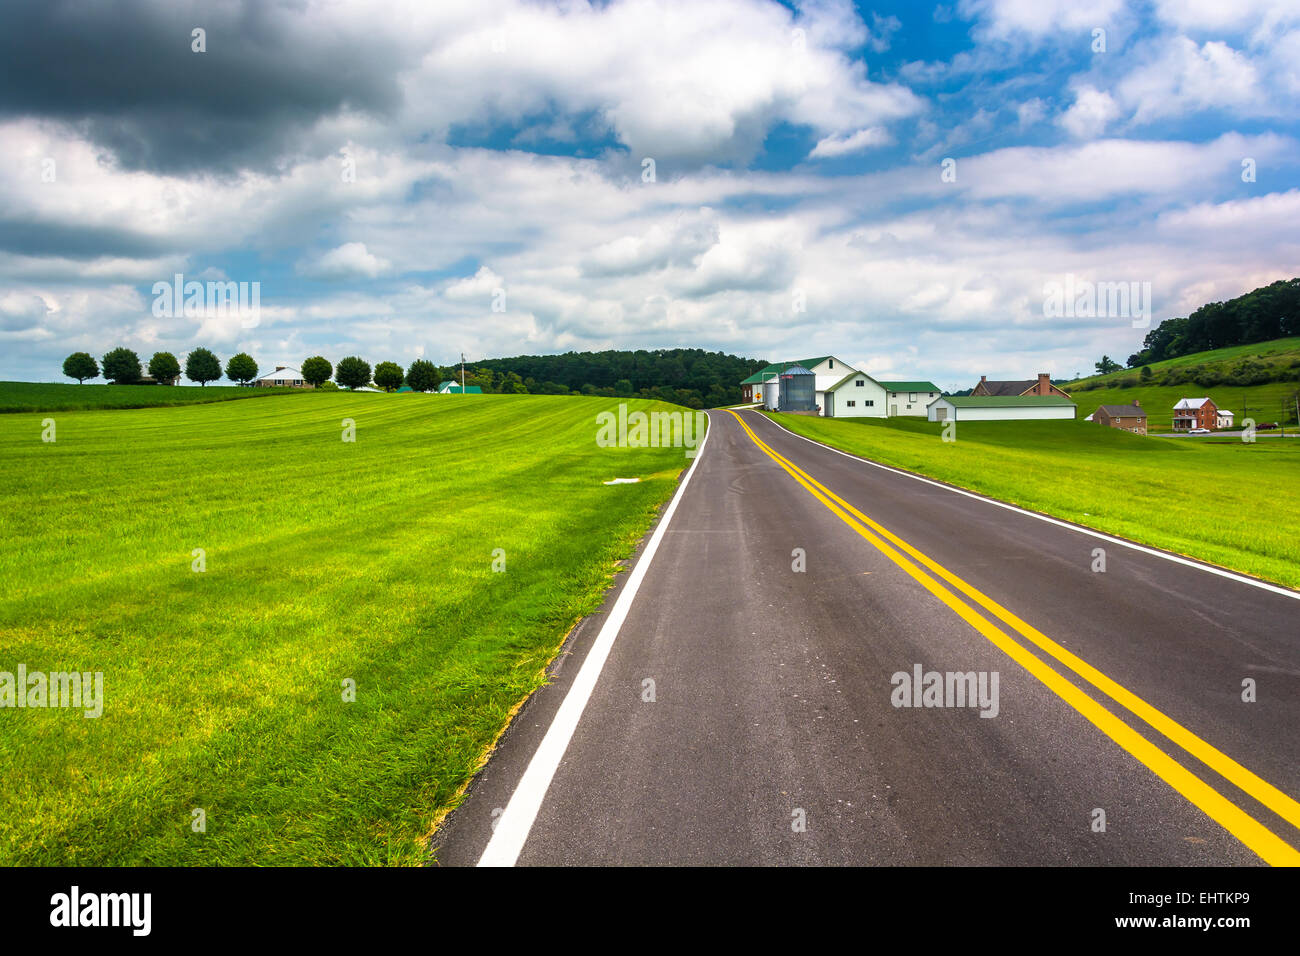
928 400 1075 421
827 377 888 417
886 389 939 416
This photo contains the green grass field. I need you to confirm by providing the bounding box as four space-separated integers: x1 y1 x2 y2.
762 413 1300 590
0 381 301 414
0 393 694 864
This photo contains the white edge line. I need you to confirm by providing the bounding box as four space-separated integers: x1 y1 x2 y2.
746 410 1300 602
477 412 714 866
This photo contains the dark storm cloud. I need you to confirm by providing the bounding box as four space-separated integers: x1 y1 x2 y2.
0 219 168 260
0 0 408 173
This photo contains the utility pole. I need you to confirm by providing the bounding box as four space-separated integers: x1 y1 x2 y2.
460 352 465 394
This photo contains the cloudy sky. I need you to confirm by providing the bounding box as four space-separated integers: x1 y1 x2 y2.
2 0 1297 388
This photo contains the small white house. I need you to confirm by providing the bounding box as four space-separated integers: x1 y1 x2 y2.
823 370 887 418
1216 409 1234 429
927 395 1076 421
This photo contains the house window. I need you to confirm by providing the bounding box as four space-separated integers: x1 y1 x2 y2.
847 400 856 407
865 400 874 407
855 379 864 387
909 393 917 402
828 360 833 369
906 405 912 410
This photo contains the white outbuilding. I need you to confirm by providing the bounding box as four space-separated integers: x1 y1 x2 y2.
927 395 1076 421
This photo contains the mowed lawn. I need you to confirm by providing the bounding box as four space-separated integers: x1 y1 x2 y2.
0 393 695 864
762 414 1300 591
0 380 302 413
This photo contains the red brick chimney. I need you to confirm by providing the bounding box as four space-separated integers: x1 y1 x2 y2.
1132 399 1140 406
980 375 987 383
1037 373 1050 394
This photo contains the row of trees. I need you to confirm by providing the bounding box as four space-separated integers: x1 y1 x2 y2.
1126 277 1300 368
63 348 255 387
61 346 768 408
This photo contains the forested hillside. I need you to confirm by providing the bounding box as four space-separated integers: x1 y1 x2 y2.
463 348 766 408
1128 277 1300 367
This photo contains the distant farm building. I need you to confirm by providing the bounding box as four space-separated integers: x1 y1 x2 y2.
742 356 857 411
1172 397 1217 431
1216 408 1235 429
1092 401 1148 435
743 357 938 418
877 381 941 417
256 366 310 388
438 381 483 394
927 395 1076 421
971 373 1070 399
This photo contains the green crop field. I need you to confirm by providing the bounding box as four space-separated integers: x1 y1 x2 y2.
0 393 695 864
762 413 1300 591
0 380 302 414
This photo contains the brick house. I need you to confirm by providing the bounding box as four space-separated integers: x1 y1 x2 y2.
1093 400 1148 435
971 372 1071 399
1172 397 1217 431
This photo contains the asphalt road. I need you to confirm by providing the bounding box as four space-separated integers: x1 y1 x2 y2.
433 408 1300 865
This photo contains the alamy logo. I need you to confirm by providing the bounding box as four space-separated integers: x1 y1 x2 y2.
152 272 261 328
596 404 707 458
1042 273 1152 328
50 886 151 936
0 665 103 718
891 664 999 718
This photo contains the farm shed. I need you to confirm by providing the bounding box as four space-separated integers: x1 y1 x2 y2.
927 395 1076 421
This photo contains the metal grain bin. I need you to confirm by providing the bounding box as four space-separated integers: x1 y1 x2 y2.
777 365 816 412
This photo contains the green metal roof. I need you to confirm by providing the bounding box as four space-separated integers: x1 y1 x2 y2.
877 381 940 393
938 395 1075 407
742 358 845 385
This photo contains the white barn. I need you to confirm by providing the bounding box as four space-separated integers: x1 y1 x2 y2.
927 395 1076 421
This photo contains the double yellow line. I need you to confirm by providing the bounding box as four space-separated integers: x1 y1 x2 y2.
728 410 1300 866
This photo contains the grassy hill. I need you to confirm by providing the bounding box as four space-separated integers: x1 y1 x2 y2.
0 380 303 413
763 414 1300 591
0 392 697 864
1063 338 1300 431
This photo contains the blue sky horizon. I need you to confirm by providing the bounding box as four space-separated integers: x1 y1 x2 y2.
1 0 1297 388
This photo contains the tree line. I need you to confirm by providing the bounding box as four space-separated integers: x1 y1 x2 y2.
1125 277 1300 368
62 346 768 407
62 347 252 387
471 348 766 407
